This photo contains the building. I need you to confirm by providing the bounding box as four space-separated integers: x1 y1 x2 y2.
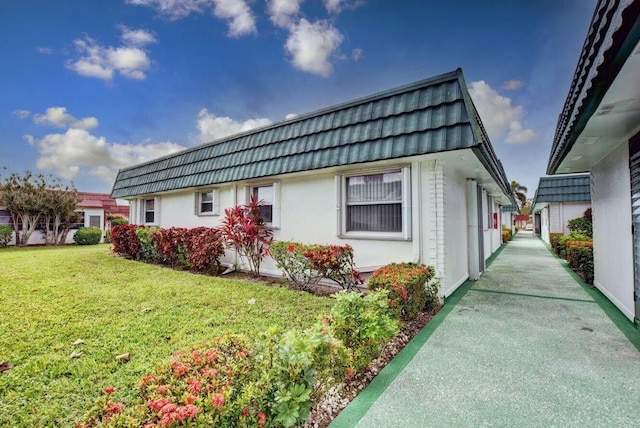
530 174 591 243
545 0 640 321
0 192 129 245
111 69 516 297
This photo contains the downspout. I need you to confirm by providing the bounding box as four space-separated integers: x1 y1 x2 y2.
467 179 480 280
411 162 422 264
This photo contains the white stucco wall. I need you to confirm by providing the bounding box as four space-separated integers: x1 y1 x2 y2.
591 141 635 320
539 206 550 243
442 168 469 297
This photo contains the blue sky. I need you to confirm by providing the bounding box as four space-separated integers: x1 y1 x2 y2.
0 0 596 198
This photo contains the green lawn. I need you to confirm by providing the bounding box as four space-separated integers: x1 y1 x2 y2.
0 245 333 426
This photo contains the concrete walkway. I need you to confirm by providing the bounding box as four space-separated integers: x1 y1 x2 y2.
331 232 640 427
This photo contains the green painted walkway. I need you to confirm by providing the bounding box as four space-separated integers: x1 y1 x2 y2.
331 232 640 427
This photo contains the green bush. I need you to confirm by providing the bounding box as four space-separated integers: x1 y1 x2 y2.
135 226 162 262
109 217 128 226
367 262 439 320
327 291 399 371
566 240 594 284
0 225 13 247
501 227 513 243
73 227 102 245
567 208 592 238
549 233 564 254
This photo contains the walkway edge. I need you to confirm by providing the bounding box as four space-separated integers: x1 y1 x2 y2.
539 237 640 352
329 243 508 427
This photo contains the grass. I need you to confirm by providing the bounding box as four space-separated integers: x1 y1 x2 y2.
0 244 333 426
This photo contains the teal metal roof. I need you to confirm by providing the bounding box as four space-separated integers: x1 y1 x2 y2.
547 0 640 174
111 68 514 200
501 204 519 213
531 174 591 208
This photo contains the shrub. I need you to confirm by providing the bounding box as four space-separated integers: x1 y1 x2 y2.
109 217 128 227
303 244 363 291
82 328 350 428
368 263 438 320
566 240 594 284
0 224 13 247
222 197 273 277
549 233 564 254
110 224 140 259
135 226 162 262
73 227 102 245
270 241 323 291
567 208 593 238
154 227 188 267
327 291 399 371
501 227 512 243
183 227 225 274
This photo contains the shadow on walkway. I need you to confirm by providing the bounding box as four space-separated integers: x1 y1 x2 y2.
332 232 640 427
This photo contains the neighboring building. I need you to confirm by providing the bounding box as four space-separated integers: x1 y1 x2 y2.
530 174 591 243
0 192 129 245
545 0 640 321
111 69 516 297
501 204 518 234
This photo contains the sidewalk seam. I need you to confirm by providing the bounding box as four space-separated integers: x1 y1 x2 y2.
469 288 595 303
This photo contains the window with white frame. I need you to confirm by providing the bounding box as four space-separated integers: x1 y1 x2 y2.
339 167 411 238
144 198 155 224
252 185 274 224
196 189 219 215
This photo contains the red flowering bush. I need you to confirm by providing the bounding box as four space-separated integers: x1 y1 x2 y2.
269 241 322 291
183 227 225 274
368 262 439 320
81 327 350 428
221 197 273 277
111 224 141 259
566 240 594 284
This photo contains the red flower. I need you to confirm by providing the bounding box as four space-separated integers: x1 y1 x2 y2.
157 384 169 395
211 393 225 408
258 411 267 428
187 378 202 394
106 402 124 415
346 369 354 378
287 244 295 252
141 375 157 385
103 386 115 395
184 395 197 405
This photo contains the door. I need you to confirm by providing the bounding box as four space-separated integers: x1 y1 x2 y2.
629 132 640 321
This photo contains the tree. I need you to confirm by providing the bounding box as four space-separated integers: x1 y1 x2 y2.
510 181 528 213
0 171 48 246
42 180 81 245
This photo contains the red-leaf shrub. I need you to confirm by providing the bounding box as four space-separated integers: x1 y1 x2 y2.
549 233 564 255
183 227 225 274
566 240 594 284
154 227 189 267
221 197 273 277
110 224 141 259
303 244 363 291
368 262 439 320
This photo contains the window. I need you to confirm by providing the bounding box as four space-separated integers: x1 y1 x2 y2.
89 215 101 228
0 209 13 227
144 198 155 224
70 211 85 230
252 185 274 224
196 189 219 216
339 167 411 239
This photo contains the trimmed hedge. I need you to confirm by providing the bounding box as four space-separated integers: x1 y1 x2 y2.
73 227 102 245
367 262 439 320
566 240 594 284
501 227 512 243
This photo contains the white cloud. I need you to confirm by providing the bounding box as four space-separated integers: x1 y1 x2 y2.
38 47 53 54
212 0 256 37
351 47 363 61
119 26 157 46
12 109 30 119
469 80 536 144
33 107 98 130
285 113 298 120
25 128 185 183
196 109 271 143
285 19 344 76
502 79 524 90
126 0 211 20
67 27 156 81
126 0 256 37
267 0 303 28
323 0 364 14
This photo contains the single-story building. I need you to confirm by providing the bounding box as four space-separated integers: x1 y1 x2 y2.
111 68 516 297
545 0 640 321
530 174 591 244
501 204 518 235
0 192 129 245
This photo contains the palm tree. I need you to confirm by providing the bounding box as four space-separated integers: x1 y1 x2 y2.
511 181 528 211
